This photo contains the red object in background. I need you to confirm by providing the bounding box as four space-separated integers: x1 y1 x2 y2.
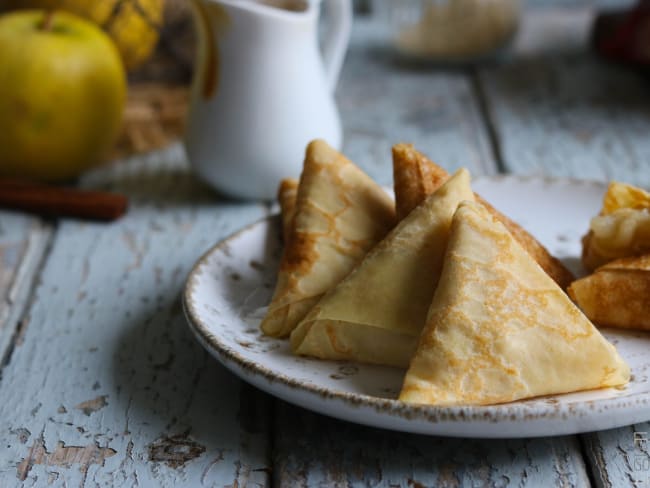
593 0 650 64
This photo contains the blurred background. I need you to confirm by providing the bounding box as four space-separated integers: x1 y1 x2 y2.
0 0 644 184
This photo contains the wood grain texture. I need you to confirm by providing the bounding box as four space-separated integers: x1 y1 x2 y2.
479 7 650 186
582 423 650 488
0 145 272 486
338 21 497 186
274 402 591 488
0 213 52 373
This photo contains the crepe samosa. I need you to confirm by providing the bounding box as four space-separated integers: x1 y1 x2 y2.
261 140 396 338
569 254 650 330
582 182 650 272
399 200 630 406
290 169 474 367
392 143 575 289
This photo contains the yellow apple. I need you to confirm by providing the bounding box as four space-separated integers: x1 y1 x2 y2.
0 10 126 182
0 0 164 70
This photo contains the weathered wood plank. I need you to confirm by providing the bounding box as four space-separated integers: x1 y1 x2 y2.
481 7 650 487
270 16 592 488
0 145 272 486
274 401 591 488
0 213 52 372
338 21 496 184
582 424 650 488
479 7 650 185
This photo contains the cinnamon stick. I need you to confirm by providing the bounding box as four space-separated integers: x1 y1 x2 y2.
0 179 128 221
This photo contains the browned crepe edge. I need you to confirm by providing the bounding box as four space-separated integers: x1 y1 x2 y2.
277 177 299 244
392 143 448 221
392 143 575 289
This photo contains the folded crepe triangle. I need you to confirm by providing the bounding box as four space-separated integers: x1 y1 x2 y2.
399 200 630 406
291 168 475 367
260 139 395 338
392 143 575 289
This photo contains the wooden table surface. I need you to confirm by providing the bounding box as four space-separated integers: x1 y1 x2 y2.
2 5 650 487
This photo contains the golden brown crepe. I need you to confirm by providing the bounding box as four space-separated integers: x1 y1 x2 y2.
260 140 396 338
392 143 448 221
399 200 630 406
291 169 474 367
569 254 650 330
392 143 575 289
277 178 299 243
582 182 650 272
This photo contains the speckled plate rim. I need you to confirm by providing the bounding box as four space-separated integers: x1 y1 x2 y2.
183 175 650 438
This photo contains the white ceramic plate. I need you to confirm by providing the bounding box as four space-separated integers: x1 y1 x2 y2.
183 176 650 438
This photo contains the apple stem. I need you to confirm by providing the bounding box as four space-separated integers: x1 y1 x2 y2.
40 10 55 31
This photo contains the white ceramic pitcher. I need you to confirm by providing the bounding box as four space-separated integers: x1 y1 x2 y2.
185 0 352 200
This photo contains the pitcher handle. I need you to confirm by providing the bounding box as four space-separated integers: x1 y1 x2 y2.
321 0 352 91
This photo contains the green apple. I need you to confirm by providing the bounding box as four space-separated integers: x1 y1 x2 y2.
0 10 126 182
